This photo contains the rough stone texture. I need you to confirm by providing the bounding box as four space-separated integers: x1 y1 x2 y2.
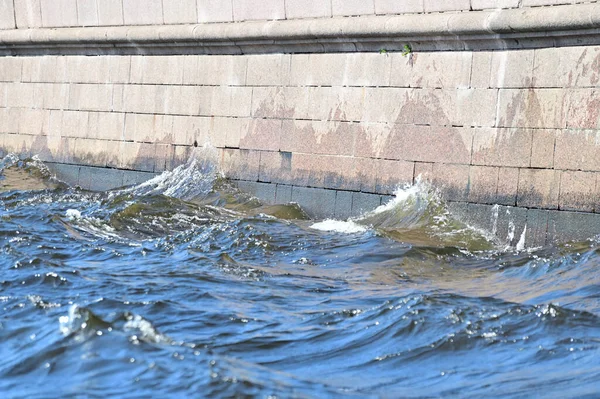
97 0 124 25
123 0 163 25
0 0 15 29
40 0 78 27
198 0 233 23
559 171 597 212
286 0 331 19
233 0 285 21
472 128 532 168
517 169 561 209
76 0 98 26
14 0 42 28
163 0 197 24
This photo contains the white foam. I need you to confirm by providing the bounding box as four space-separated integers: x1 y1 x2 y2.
65 209 82 220
310 219 368 234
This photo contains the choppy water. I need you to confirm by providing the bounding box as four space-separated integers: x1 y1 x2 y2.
1 151 599 398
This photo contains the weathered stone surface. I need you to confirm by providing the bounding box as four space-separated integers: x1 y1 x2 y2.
489 50 535 88
517 168 561 209
524 208 549 248
286 0 331 19
468 165 499 203
69 84 113 112
375 0 422 14
97 0 124 25
233 0 285 21
40 0 77 27
123 0 163 25
291 186 337 219
470 52 492 89
496 89 567 129
472 128 532 168
547 210 600 243
76 0 98 26
275 184 292 204
530 129 556 168
559 170 597 212
0 58 22 82
351 192 381 215
554 129 600 171
14 0 42 28
423 0 470 12
0 0 15 29
334 190 353 219
240 119 282 151
331 0 374 16
281 120 358 156
247 54 291 86
496 167 519 206
406 52 472 89
220 148 261 181
431 163 470 202
198 0 233 22
163 0 197 24
566 89 600 129
471 0 519 9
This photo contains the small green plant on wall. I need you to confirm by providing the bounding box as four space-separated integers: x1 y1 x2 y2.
379 48 388 54
402 44 412 57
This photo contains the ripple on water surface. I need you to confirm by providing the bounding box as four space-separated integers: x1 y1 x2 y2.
0 152 599 398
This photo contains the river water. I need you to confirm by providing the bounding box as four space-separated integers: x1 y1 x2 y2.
1 151 599 398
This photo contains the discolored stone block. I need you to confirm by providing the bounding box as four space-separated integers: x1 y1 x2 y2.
468 165 499 204
472 128 532 168
220 148 261 181
559 170 597 212
275 184 292 204
291 186 337 219
530 129 556 168
408 52 472 89
554 129 600 172
351 192 381 216
432 163 470 202
496 167 519 206
547 210 600 243
246 54 291 86
240 119 282 152
496 88 567 129
470 52 492 89
565 89 600 129
334 190 353 219
489 50 535 88
517 168 561 209
281 120 358 156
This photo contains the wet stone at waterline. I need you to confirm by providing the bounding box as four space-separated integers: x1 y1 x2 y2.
0 152 599 398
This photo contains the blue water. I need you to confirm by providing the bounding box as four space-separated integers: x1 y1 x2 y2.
1 154 599 398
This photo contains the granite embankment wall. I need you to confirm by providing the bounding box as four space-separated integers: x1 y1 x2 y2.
2 1 600 246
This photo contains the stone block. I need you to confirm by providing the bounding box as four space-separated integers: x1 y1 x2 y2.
362 88 410 124
524 208 549 248
388 125 473 164
372 158 414 195
69 84 113 112
281 120 358 156
40 0 77 27
79 166 124 191
251 87 286 119
14 0 43 28
470 52 492 89
374 0 423 14
351 192 381 216
496 167 519 206
0 83 6 107
21 56 58 83
197 0 233 22
423 0 470 12
6 83 34 108
489 50 535 88
123 170 157 187
63 111 90 139
104 140 120 168
275 184 292 204
0 57 21 82
547 210 600 244
119 141 156 172
65 56 109 83
77 0 98 26
471 0 519 9
168 145 191 170
0 0 15 29
97 0 124 25
334 190 353 219
139 56 185 85
389 53 412 88
530 129 556 168
468 165 499 204
107 57 131 84
554 129 600 171
454 89 498 127
307 86 364 122
123 0 163 25
257 151 290 184
211 86 252 118
220 148 261 181
246 54 291 86
291 186 337 219
239 119 282 152
472 128 532 168
163 0 197 24
496 89 567 129
184 55 247 86
290 53 392 88
559 170 597 212
232 0 285 21
153 143 172 173
286 0 331 18
431 163 470 202
46 162 79 186
211 117 247 148
407 52 472 89
163 85 204 116
122 85 160 114
331 0 375 16
533 46 600 89
18 109 45 135
517 168 561 209
414 162 433 181
566 89 600 129
73 137 109 166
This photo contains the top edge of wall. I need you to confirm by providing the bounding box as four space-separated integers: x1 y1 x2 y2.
2 3 600 55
